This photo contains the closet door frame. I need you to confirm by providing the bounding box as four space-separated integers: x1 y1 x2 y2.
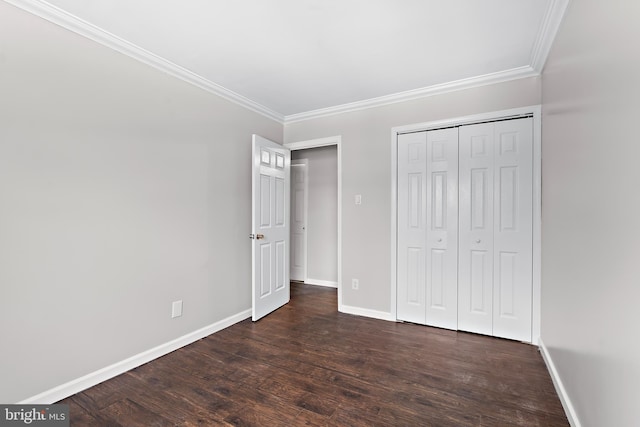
390 105 542 344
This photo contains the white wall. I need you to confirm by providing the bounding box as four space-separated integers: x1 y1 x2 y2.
292 146 338 284
0 2 282 403
285 77 541 313
540 1 640 426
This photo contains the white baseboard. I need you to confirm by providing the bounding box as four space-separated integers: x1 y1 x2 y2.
19 309 252 404
340 304 396 322
304 278 338 288
538 338 582 427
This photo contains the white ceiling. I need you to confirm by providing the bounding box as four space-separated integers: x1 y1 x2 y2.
10 0 567 122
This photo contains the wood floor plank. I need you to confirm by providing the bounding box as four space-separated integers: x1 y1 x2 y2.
58 283 568 426
99 398 174 427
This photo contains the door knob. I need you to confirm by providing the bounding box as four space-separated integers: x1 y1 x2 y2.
437 238 442 242
256 234 265 240
476 239 481 243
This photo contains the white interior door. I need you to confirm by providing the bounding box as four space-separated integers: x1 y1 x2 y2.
251 135 290 321
290 160 307 282
458 123 495 336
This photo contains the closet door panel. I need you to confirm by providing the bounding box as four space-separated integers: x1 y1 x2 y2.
397 116 534 341
493 118 533 341
397 132 427 324
458 123 494 336
425 128 458 330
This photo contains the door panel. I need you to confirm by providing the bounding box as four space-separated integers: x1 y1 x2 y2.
425 128 458 330
471 168 489 229
260 175 271 226
252 135 290 321
470 250 490 313
429 249 445 307
492 118 533 341
406 247 424 306
275 241 286 290
260 244 272 296
459 123 494 336
497 251 516 316
397 128 458 329
275 178 285 226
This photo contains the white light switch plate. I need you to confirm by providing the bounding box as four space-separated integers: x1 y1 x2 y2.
172 300 183 318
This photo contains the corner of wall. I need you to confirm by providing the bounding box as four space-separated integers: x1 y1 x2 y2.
538 338 582 427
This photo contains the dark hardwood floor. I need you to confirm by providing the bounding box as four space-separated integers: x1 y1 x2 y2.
59 283 568 426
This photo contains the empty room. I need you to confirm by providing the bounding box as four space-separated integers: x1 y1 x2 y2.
1 1 638 426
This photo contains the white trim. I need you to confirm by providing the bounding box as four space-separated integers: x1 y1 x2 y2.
390 127 398 321
340 305 396 322
539 338 582 427
284 136 343 312
392 106 539 135
284 67 537 124
7 0 568 126
283 1 569 124
304 279 338 288
286 136 341 151
390 105 542 343
18 309 251 404
531 106 542 345
530 0 570 73
4 0 284 124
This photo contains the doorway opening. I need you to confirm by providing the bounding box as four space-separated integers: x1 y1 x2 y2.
285 136 342 310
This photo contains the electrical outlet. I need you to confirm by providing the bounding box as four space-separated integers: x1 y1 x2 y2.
352 279 359 290
172 300 183 318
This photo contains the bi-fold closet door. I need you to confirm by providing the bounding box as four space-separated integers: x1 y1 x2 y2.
397 118 533 342
397 127 459 330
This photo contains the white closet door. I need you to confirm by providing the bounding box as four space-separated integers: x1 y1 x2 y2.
458 118 533 340
398 129 458 329
425 128 458 330
397 132 427 324
458 123 495 336
492 118 533 341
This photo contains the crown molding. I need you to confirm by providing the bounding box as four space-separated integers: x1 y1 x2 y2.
4 0 285 124
530 0 570 73
284 0 569 124
7 0 569 126
284 66 538 124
